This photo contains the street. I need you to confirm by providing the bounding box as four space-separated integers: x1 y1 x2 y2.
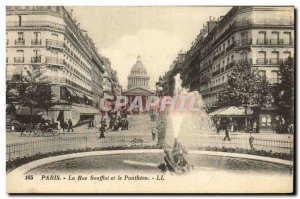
7 114 293 150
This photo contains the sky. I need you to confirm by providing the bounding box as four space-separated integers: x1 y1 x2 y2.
68 6 232 90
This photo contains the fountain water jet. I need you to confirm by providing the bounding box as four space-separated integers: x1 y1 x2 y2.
166 74 215 147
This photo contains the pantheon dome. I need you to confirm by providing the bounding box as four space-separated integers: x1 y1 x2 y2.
127 56 150 90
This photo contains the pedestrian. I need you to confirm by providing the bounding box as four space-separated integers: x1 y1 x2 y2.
99 120 106 138
60 120 66 134
56 120 62 134
253 121 257 133
216 118 221 134
233 121 238 132
288 123 294 134
88 118 92 129
229 118 234 132
151 122 156 140
68 118 73 132
249 132 254 150
223 122 231 141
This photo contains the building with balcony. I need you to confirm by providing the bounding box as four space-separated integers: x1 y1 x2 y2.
162 6 294 132
6 6 119 125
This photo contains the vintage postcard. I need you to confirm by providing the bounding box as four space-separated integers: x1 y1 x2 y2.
6 6 295 193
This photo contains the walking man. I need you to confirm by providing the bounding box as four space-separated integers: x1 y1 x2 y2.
249 132 254 150
99 120 106 138
223 122 231 141
216 118 221 134
68 118 73 132
151 121 156 140
88 118 92 129
253 121 257 133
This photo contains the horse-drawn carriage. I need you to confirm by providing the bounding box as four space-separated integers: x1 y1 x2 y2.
12 121 61 137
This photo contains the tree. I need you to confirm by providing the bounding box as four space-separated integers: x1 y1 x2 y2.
217 62 271 131
274 56 294 124
6 65 54 120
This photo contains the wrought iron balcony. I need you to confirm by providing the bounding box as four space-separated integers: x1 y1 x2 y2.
268 78 281 84
15 39 25 45
225 43 236 52
46 57 64 66
256 38 268 45
14 57 24 63
7 20 65 30
212 69 221 77
238 59 252 65
31 56 42 63
240 38 252 46
269 58 283 65
225 62 235 70
46 39 64 49
31 39 42 45
282 39 294 45
256 58 268 65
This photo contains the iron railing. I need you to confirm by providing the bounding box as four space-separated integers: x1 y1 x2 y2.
45 57 64 66
31 39 42 45
46 39 64 49
7 20 65 30
14 39 25 45
6 134 293 162
31 56 42 63
14 57 24 63
6 134 152 162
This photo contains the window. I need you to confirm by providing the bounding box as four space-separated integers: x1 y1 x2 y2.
283 32 292 45
34 32 41 40
17 32 24 40
258 70 266 77
18 15 22 26
17 50 24 57
271 70 279 83
52 33 58 40
270 51 279 64
283 51 291 60
257 51 266 64
257 31 266 44
271 31 279 44
240 52 248 61
261 115 272 127
33 49 41 57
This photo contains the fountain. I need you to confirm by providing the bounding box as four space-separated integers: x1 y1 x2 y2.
159 74 216 173
7 75 293 193
165 74 215 149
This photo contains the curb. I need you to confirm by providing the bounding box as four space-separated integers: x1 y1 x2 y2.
7 149 293 179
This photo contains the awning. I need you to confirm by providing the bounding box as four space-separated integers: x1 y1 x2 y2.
65 87 77 97
213 107 253 117
72 105 100 115
72 89 84 98
85 95 95 102
208 107 228 116
49 104 71 111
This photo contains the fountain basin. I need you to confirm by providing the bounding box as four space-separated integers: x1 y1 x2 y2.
7 149 293 193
